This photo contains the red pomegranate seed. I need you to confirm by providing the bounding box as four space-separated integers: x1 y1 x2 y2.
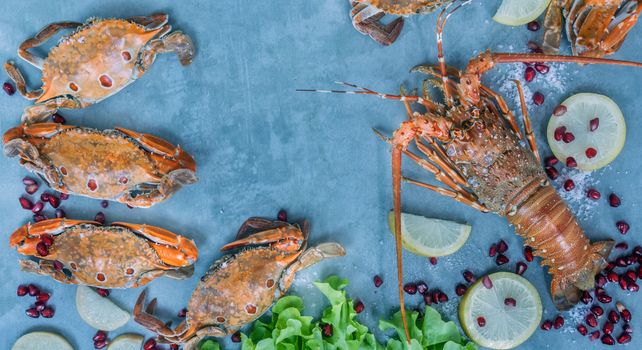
41 307 54 318
586 313 598 327
231 331 242 343
52 113 66 124
28 284 40 296
553 105 568 116
143 339 156 350
463 270 476 283
554 126 566 141
527 41 540 51
535 63 549 74
523 246 534 262
322 323 333 337
19 197 33 210
617 303 631 322
48 194 60 208
617 333 632 344
373 275 383 287
595 274 607 288
544 156 558 166
41 234 54 247
524 66 536 82
563 132 575 143
482 276 493 289
585 147 597 158
495 254 509 265
577 324 588 336
31 201 44 213
94 340 107 349
623 324 633 334
101 200 109 208
626 270 637 281
616 221 629 234
589 117 599 132
565 157 577 168
545 166 558 180
423 292 432 305
94 212 105 224
527 21 540 31
170 345 179 350
591 305 604 317
497 240 508 253
563 179 575 191
36 242 48 256
602 334 615 345
605 262 616 271
597 293 612 304
477 316 486 327
533 92 545 105
36 292 50 303
95 288 110 297
277 209 287 222
35 301 46 312
60 192 69 200
627 281 639 292
589 331 601 341
177 308 187 318
432 291 441 304
580 291 593 304
553 315 565 329
541 320 552 331
353 300 365 314
25 184 39 194
55 209 65 218
403 283 417 295
603 321 615 335
615 257 627 267
608 310 620 323
40 193 51 202
615 242 629 250
634 246 642 256
455 284 467 296
25 308 40 318
438 291 448 303
3 82 15 95
488 243 497 257
23 177 37 186
587 189 601 200
17 285 28 297
620 276 629 290
429 257 437 265
609 193 621 207
416 281 428 294
515 261 528 275
504 297 517 307
93 331 107 342
638 266 642 279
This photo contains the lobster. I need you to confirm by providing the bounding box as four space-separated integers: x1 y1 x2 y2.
304 0 642 340
542 0 642 57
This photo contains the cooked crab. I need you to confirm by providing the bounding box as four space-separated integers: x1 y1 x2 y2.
4 13 194 124
10 218 198 288
133 217 346 349
4 123 197 208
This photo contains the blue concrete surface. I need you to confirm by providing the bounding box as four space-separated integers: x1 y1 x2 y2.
1 0 642 349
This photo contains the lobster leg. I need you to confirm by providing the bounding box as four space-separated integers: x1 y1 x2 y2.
513 80 540 161
581 1 642 57
479 86 522 139
403 177 488 211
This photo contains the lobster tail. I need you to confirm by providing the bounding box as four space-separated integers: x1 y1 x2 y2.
508 184 613 310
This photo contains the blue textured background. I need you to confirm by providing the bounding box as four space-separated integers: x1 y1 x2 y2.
1 1 642 349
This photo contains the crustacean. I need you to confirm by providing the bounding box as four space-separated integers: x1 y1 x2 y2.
132 217 346 349
3 123 197 208
10 218 198 288
305 0 642 340
349 0 452 45
542 0 642 57
4 13 194 124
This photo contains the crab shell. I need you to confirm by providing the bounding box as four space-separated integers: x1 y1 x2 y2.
9 218 198 288
359 0 450 15
3 123 197 208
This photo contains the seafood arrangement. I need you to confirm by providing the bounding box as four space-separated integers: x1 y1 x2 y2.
133 217 345 349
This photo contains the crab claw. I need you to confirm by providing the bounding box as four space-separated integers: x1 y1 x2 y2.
9 226 41 255
221 227 305 252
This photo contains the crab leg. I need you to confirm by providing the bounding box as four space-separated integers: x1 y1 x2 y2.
111 223 198 267
220 227 305 252
133 291 185 338
15 21 82 69
278 242 346 295
350 0 404 46
140 29 195 69
513 81 540 161
236 217 290 239
19 260 82 285
4 62 42 99
128 13 169 30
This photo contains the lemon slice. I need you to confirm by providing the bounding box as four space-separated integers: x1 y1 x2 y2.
12 332 74 350
547 93 626 171
493 0 551 26
387 211 471 257
76 286 130 331
107 334 144 350
459 272 542 349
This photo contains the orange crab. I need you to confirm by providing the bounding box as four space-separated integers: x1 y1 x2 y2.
3 123 197 208
4 13 194 124
10 218 198 288
133 217 346 349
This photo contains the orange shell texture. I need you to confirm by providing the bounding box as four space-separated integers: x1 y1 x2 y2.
363 0 449 15
38 18 163 105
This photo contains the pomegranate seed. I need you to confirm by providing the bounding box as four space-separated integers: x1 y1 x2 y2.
605 262 616 271
455 284 467 296
488 243 497 257
177 308 187 318
587 189 601 200
33 214 47 222
504 297 516 307
94 340 107 349
616 221 629 234
41 307 54 318
591 305 604 317
495 254 509 265
277 209 287 222
565 157 577 168
523 246 534 262
553 105 568 116
93 331 107 342
94 212 105 224
623 324 633 334
585 147 597 158
432 291 441 304
35 301 46 312
36 292 50 303
48 194 60 208
353 300 365 314
619 276 628 290
416 282 428 294
23 177 37 186
101 200 109 208
577 324 588 336
608 310 620 323
627 281 639 292
524 66 536 82
477 316 486 327
403 283 417 295
55 209 65 218
25 308 40 318
527 21 540 31
553 315 564 329
638 266 642 279
527 41 540 51
535 63 550 74
52 113 66 124
438 291 448 303
602 334 615 345
545 166 558 180
563 179 575 191
36 242 48 256
541 320 552 331
562 132 575 143
143 339 157 350
589 331 600 341
231 331 242 342
617 302 631 322
544 156 558 166
586 313 598 327
580 290 593 304
615 242 629 250
482 276 493 289
27 284 39 296
595 274 607 288
96 288 110 297
626 270 637 281
589 117 599 131
17 285 28 297
532 92 545 105
497 240 508 253
373 275 383 287
597 293 612 304
25 184 39 194
634 246 642 256
3 82 15 95
60 192 69 200
554 126 566 141
615 257 627 267
170 345 179 350
603 321 614 335
463 270 476 283
617 333 632 344
423 292 432 305
609 193 621 207
40 193 50 202
31 201 44 213
515 261 528 275
322 323 333 337
19 197 33 210
41 234 54 247
429 257 437 265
